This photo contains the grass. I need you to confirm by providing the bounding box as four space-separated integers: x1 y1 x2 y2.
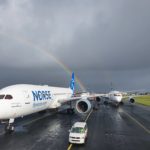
124 95 150 106
134 95 150 106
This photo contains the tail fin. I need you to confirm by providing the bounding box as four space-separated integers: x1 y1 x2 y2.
70 72 75 94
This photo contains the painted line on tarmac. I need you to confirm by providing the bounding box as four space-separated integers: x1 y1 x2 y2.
23 113 56 126
123 110 150 134
67 144 73 150
85 109 93 122
0 112 57 135
23 116 48 126
67 109 93 150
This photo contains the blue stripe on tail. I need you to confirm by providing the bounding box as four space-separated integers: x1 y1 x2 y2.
70 72 75 94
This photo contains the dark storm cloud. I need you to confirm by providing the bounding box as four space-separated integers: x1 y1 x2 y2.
0 66 72 88
58 0 150 71
0 0 150 91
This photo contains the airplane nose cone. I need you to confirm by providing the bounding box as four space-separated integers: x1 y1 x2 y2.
115 96 122 102
0 104 6 119
0 103 12 119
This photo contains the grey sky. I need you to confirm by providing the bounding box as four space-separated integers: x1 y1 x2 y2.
0 0 150 92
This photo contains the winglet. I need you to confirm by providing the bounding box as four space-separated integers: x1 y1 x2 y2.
70 72 75 94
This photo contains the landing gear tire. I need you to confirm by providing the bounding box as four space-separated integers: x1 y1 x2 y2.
114 103 119 107
5 124 15 134
120 101 124 105
93 103 98 110
104 101 108 105
67 108 74 114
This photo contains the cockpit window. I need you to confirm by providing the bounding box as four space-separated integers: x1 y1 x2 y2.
5 95 13 99
0 95 5 99
114 94 121 96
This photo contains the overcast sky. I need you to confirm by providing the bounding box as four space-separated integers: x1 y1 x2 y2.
0 0 150 92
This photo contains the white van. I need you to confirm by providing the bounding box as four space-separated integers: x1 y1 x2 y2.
69 122 88 144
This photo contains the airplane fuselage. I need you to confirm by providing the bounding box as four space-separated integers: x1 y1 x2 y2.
0 84 72 120
107 91 123 104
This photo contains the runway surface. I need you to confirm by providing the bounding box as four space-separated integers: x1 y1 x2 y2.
0 103 150 150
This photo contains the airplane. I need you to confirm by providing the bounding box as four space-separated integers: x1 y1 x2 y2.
101 90 135 106
0 72 99 133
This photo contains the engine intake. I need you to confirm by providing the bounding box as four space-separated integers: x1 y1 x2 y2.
76 99 91 114
96 97 101 102
129 98 135 103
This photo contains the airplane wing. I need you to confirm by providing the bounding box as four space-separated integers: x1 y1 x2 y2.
122 94 144 99
58 93 106 104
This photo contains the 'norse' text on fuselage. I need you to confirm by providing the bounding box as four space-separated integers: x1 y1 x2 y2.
32 91 51 101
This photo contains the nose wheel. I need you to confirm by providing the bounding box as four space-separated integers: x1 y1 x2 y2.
4 118 15 133
5 124 15 133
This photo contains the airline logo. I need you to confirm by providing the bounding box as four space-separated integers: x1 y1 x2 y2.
32 91 51 101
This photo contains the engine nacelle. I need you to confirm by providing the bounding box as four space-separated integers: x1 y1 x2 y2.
96 97 101 102
76 99 91 114
129 98 135 103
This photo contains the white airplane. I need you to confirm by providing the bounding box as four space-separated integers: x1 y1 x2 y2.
102 90 135 106
0 73 96 133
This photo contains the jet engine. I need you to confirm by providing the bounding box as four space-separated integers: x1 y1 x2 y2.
76 99 91 114
129 98 135 103
96 97 101 102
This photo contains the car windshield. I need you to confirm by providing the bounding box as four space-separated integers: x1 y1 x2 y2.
71 127 85 133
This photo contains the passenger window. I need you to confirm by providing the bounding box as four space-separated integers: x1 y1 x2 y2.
5 95 13 100
0 95 5 99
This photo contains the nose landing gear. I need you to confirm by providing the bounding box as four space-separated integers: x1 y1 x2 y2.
4 118 15 133
5 124 15 133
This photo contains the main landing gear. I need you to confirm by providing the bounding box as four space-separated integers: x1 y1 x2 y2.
4 118 15 133
67 108 74 114
67 101 74 114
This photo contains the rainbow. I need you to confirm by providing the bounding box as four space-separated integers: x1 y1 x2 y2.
0 32 86 91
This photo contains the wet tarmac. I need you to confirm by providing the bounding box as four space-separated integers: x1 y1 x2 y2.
0 103 150 150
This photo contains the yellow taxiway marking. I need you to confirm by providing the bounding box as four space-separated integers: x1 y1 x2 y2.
85 109 93 122
67 110 93 150
123 110 150 134
67 144 73 150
